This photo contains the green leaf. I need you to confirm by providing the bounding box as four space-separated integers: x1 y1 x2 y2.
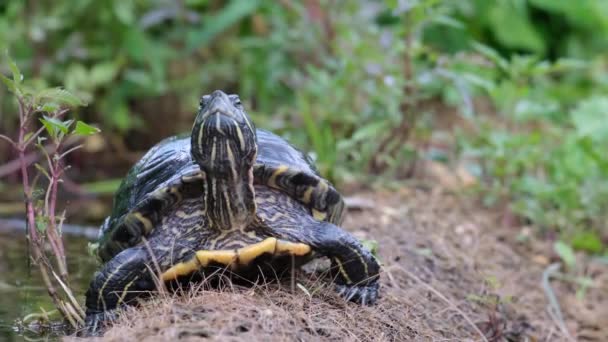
90 62 119 86
35 216 47 233
351 121 390 142
37 87 85 107
40 103 60 113
34 163 50 180
432 15 464 29
571 231 604 254
570 97 608 142
87 242 100 258
187 0 260 51
361 239 379 257
23 132 33 143
0 74 17 93
113 0 134 25
487 1 545 53
6 52 22 84
471 42 508 72
554 241 576 269
40 116 72 138
73 121 100 136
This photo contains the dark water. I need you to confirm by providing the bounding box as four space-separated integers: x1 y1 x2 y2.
0 230 98 341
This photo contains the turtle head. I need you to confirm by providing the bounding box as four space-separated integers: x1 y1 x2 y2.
191 90 257 178
191 90 257 230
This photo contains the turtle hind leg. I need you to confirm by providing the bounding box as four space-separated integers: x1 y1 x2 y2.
335 279 380 306
316 224 380 305
272 221 381 305
161 237 312 282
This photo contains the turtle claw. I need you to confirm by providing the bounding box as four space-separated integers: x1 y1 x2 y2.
335 282 379 306
79 311 118 337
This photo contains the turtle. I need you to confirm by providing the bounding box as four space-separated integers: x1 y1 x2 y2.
91 113 345 264
83 90 381 332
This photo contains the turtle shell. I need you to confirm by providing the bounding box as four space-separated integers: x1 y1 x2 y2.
94 129 324 262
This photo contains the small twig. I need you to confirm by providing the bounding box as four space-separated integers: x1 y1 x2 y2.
52 270 85 320
58 144 83 160
58 301 78 329
0 133 16 148
0 218 99 239
143 237 167 294
0 144 51 179
48 142 69 280
22 125 45 148
542 263 576 342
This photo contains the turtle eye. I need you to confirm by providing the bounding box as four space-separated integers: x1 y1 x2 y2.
200 95 211 108
228 94 242 107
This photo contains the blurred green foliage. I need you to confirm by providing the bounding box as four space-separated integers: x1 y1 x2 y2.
1 0 607 254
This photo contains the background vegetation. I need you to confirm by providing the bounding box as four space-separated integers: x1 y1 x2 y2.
1 0 607 259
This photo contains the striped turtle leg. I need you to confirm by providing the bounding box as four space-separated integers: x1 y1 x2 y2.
271 221 381 305
161 237 312 282
253 164 345 224
84 227 204 335
83 246 156 335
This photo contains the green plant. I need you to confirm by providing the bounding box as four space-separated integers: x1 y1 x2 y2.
454 42 607 254
1 54 99 328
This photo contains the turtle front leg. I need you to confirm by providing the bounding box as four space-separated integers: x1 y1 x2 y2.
82 246 157 336
95 171 206 263
253 164 345 224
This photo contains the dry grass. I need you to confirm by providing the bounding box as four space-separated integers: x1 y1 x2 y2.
72 187 608 341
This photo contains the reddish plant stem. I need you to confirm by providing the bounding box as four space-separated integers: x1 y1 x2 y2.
47 141 68 281
17 102 65 314
15 98 74 322
17 100 39 244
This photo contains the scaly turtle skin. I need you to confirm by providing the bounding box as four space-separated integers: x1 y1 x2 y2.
83 91 380 333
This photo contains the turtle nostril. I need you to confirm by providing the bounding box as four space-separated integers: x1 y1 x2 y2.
211 89 228 99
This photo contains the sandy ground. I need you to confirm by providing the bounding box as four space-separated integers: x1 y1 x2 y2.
77 187 607 341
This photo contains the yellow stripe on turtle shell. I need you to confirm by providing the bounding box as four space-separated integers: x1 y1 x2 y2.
131 212 153 234
275 239 311 256
167 185 183 203
181 172 205 183
301 186 314 204
312 209 327 221
161 238 311 282
268 165 289 188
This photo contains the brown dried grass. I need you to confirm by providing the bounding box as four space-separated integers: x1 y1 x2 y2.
73 187 608 341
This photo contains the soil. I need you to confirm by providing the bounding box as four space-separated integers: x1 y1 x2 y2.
74 187 607 341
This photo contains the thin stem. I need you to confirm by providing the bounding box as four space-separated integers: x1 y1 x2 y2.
22 125 45 149
46 139 69 281
0 138 82 179
18 101 39 244
58 144 82 160
14 97 79 322
0 134 16 148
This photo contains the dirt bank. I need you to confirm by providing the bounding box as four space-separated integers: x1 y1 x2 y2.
79 187 607 341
